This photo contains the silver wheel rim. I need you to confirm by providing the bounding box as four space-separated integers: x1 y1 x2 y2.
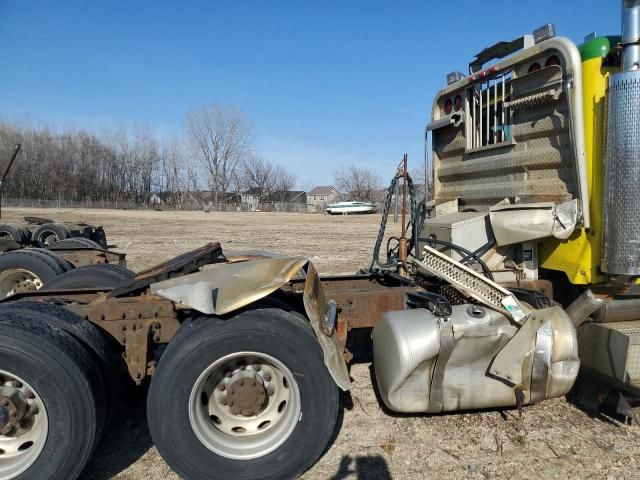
0 369 48 479
0 270 43 298
188 351 301 460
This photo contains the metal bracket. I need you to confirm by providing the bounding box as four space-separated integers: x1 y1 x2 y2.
415 245 529 324
124 322 151 384
427 317 455 413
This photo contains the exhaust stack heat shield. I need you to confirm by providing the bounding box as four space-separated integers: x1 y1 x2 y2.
601 70 640 275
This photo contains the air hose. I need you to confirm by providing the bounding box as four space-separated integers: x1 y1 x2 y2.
370 172 418 270
370 170 493 280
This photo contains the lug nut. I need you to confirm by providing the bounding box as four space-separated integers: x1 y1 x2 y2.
267 386 275 396
253 364 261 372
263 373 272 382
218 383 226 392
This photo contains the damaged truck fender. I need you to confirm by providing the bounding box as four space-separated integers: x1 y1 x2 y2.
149 256 351 391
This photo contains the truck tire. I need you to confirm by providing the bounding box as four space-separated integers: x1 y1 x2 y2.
147 309 340 480
0 224 28 246
52 237 103 249
0 301 113 438
32 223 71 248
0 316 100 480
28 248 74 272
0 250 66 297
16 225 32 244
44 264 135 290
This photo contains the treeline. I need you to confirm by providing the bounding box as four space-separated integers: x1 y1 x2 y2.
0 105 297 206
0 121 171 204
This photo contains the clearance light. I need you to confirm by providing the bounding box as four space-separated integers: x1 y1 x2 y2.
545 55 561 67
454 95 463 111
446 71 464 85
533 24 556 44
444 99 453 114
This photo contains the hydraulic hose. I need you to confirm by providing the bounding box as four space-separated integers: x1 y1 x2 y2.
419 237 494 280
370 173 418 270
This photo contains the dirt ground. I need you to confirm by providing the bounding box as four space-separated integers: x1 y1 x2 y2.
3 207 640 480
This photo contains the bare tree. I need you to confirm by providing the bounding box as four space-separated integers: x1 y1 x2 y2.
333 165 381 202
159 139 185 205
186 105 252 203
410 162 432 203
239 155 296 201
272 165 296 193
238 154 274 200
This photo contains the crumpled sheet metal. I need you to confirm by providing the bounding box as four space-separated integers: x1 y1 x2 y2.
489 199 578 246
150 257 351 390
151 257 307 315
490 305 579 395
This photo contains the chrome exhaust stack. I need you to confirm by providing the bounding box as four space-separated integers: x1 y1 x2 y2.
601 0 640 275
622 0 640 71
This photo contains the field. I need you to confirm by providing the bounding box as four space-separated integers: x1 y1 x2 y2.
3 207 640 480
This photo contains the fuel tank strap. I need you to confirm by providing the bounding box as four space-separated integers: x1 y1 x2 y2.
427 317 454 413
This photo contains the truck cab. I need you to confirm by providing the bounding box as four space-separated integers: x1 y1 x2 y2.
424 6 640 411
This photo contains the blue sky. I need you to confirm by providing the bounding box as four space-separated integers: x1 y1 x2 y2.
0 1 619 187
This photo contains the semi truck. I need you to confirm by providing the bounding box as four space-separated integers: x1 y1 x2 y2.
0 1 638 479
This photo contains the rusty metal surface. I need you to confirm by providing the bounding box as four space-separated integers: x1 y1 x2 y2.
227 377 266 416
135 242 224 280
500 280 553 301
302 262 350 389
0 395 19 435
110 242 224 297
9 244 351 388
326 285 421 329
287 272 422 330
68 295 180 383
151 257 308 315
0 289 103 304
52 248 127 267
151 255 351 390
22 216 55 225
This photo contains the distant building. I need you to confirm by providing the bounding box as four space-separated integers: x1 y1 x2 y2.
265 190 306 204
307 186 341 212
240 189 307 211
241 188 262 211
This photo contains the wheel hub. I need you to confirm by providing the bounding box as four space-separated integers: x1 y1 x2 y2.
0 387 30 436
0 370 48 478
0 269 43 297
0 402 10 433
189 352 301 460
226 375 266 416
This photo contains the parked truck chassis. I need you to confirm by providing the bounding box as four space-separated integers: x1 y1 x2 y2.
1 2 640 479
0 237 584 479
